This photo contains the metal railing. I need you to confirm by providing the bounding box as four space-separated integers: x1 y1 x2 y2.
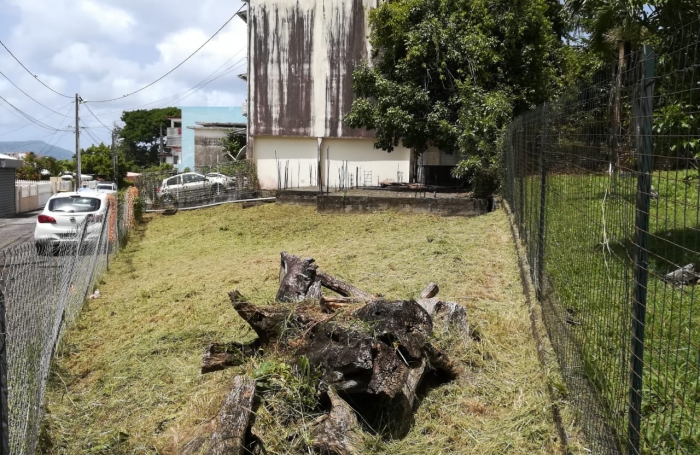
503 21 700 455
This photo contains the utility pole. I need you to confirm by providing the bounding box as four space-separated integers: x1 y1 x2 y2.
159 124 164 165
111 130 118 189
75 93 81 190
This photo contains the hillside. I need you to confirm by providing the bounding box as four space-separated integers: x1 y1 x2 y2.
0 141 73 160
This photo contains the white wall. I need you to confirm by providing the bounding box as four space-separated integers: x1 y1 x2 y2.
254 136 411 190
321 139 411 189
255 137 320 189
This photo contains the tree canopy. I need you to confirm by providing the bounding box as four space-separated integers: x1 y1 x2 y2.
119 107 180 168
345 0 565 195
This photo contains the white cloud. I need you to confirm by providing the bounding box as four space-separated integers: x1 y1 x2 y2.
0 0 247 150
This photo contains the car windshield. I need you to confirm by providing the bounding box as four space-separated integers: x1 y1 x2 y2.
49 196 101 213
97 185 113 190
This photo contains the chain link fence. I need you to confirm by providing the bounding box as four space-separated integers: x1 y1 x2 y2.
503 20 700 455
135 161 258 211
0 188 138 455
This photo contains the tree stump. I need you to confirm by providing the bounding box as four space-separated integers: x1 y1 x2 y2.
276 252 322 303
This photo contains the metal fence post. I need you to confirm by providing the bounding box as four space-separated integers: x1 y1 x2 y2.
627 45 655 455
0 291 9 455
536 103 549 298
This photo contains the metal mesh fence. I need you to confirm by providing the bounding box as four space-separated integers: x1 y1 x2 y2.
0 189 138 455
503 21 700 455
135 161 258 211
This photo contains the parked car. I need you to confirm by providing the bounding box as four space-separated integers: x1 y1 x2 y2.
157 172 224 200
205 172 235 189
96 181 118 193
34 192 110 255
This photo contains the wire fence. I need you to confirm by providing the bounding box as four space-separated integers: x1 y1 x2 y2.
503 20 700 455
0 188 138 455
135 161 258 211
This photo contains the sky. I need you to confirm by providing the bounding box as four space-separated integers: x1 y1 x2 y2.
0 0 247 153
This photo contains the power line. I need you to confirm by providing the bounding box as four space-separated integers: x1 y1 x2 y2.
83 5 245 104
38 102 76 156
0 69 73 117
0 95 72 132
82 102 113 132
0 40 73 99
0 100 74 137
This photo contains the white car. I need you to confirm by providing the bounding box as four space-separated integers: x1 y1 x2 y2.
34 192 110 255
96 182 118 193
157 172 224 200
205 172 234 188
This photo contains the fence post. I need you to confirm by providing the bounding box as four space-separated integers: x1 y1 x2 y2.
627 45 655 455
0 291 9 455
536 103 548 298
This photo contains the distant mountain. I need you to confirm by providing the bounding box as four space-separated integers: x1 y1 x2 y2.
0 141 73 160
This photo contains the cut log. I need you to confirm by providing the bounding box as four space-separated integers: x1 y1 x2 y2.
416 298 468 334
201 341 260 374
419 282 439 299
277 252 322 303
229 290 314 344
205 375 256 455
311 388 361 455
317 271 375 301
664 263 699 285
320 296 366 312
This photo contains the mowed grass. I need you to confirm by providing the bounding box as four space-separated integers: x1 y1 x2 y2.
40 204 573 454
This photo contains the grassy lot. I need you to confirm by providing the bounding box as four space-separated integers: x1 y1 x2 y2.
525 170 700 454
40 204 577 454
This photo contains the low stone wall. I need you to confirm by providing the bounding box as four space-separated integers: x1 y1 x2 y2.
317 194 488 217
275 190 319 206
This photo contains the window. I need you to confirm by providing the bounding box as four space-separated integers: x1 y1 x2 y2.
173 156 179 165
49 197 101 213
166 176 180 186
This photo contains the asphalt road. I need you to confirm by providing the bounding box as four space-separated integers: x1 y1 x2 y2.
0 210 41 250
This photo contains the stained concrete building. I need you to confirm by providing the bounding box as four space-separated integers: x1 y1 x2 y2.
242 0 412 190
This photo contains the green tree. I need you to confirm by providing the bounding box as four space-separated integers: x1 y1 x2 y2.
79 143 129 183
220 130 247 159
15 152 41 180
119 107 180 168
345 0 564 196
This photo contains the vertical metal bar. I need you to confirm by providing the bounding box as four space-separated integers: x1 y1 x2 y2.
628 45 655 455
0 291 9 455
537 103 548 298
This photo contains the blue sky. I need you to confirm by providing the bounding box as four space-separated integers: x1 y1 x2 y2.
0 0 247 152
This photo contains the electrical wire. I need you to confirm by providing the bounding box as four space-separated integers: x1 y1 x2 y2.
0 70 73 117
0 95 72 132
38 101 76 155
0 40 73 98
82 4 245 103
82 102 113 133
0 100 74 137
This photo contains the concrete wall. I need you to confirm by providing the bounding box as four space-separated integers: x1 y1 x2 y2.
179 107 246 171
317 194 488 217
254 137 410 190
320 138 410 189
15 181 52 214
194 128 230 167
248 0 377 138
255 137 319 189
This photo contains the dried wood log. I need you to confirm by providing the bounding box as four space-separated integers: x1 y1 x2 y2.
277 252 322 303
320 296 367 312
201 341 260 374
419 282 439 299
416 298 468 334
311 388 361 455
317 271 375 300
229 290 314 344
205 375 256 455
664 263 699 285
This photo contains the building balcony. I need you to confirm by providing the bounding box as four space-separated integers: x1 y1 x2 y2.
167 127 182 147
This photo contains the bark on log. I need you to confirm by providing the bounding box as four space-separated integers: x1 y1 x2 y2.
311 388 361 455
229 290 314 344
317 271 375 301
277 252 322 303
205 375 256 455
419 282 439 299
416 298 468 334
201 341 260 374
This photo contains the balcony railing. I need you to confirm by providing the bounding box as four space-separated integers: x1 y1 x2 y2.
167 136 182 147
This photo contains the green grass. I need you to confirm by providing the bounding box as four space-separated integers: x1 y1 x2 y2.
39 204 577 454
519 170 700 454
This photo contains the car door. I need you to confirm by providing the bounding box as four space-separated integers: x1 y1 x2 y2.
165 175 182 199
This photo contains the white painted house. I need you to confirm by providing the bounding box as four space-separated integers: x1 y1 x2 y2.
241 0 412 190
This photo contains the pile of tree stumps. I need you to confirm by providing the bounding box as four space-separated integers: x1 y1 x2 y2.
199 252 469 455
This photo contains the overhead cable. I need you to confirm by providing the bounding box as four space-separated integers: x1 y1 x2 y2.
0 70 73 118
83 4 244 103
0 95 72 132
0 40 73 98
